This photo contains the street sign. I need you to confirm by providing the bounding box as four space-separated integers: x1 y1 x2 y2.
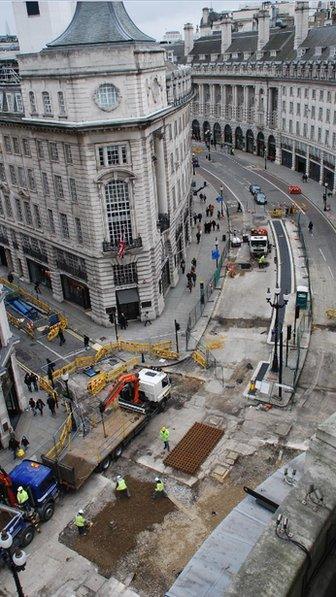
212 249 220 260
216 196 224 203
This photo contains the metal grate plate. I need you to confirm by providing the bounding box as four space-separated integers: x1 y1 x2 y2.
164 422 224 475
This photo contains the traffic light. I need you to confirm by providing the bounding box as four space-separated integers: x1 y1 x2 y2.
174 321 180 332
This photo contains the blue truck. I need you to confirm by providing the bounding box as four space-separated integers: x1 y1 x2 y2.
0 503 36 554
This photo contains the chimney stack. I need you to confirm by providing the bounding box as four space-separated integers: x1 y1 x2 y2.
257 9 270 53
294 0 309 50
220 17 232 55
184 23 194 56
202 7 209 25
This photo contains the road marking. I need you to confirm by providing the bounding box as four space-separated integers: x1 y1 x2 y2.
36 339 63 359
328 265 334 279
319 248 327 261
201 165 245 212
250 171 305 214
36 340 87 364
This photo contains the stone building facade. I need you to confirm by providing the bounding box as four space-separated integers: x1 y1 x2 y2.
0 1 193 325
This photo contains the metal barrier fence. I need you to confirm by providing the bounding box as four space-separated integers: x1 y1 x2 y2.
186 239 229 349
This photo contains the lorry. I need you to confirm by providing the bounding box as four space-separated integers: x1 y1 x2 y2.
249 227 270 257
0 503 37 553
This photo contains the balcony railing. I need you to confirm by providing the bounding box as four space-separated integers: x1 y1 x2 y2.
102 236 142 254
24 246 48 263
56 259 87 281
0 235 9 246
158 214 170 234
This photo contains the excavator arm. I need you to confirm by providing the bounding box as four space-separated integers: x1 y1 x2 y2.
0 466 17 507
99 373 140 413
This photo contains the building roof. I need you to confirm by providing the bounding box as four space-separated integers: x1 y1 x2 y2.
47 1 155 48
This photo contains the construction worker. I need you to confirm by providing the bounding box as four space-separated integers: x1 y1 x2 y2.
160 426 170 452
258 254 266 269
153 477 166 499
74 509 87 536
17 486 30 512
115 475 130 498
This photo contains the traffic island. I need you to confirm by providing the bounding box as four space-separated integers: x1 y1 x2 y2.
59 476 176 579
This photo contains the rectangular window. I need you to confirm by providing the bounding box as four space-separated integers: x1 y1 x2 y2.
168 124 172 140
33 204 42 228
304 104 308 117
37 140 44 159
0 163 6 181
326 109 330 123
333 133 336 148
15 93 23 113
75 217 83 243
113 263 137 286
334 111 336 124
48 209 55 232
22 138 31 157
54 175 64 198
42 91 52 115
282 101 285 111
60 213 69 238
312 89 316 99
49 142 58 161
18 167 26 188
29 91 37 114
27 169 36 191
282 118 286 130
325 130 330 146
4 196 13 218
4 136 11 153
296 122 300 135
318 107 323 121
297 88 301 98
105 180 132 245
57 91 66 115
320 90 324 100
0 199 4 217
310 125 315 139
6 93 14 112
289 120 293 133
304 88 308 99
174 121 178 136
303 123 307 136
42 172 49 195
9 165 17 185
170 153 174 173
15 198 23 221
69 178 77 201
13 137 21 155
172 186 176 210
64 144 72 164
318 127 322 142
297 104 300 115
24 201 33 226
26 1 40 16
289 102 293 114
311 106 315 118
290 87 293 96
327 91 331 102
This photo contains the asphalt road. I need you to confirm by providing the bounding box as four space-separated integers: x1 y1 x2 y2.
198 150 336 325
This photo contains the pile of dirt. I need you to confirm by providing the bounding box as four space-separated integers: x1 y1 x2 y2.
60 476 175 577
170 374 204 396
60 454 95 486
215 316 269 329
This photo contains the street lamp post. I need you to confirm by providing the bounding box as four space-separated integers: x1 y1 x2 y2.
323 182 330 211
215 237 219 269
205 129 211 161
266 286 290 398
0 531 27 597
264 143 267 170
61 372 77 431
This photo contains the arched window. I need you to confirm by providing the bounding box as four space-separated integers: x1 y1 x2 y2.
29 91 36 113
42 91 52 115
105 179 132 246
57 91 66 115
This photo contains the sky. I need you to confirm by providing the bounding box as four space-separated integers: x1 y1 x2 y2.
0 0 253 39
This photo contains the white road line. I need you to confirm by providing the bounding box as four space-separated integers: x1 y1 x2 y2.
328 265 335 279
201 165 245 212
36 340 87 363
36 339 63 358
251 171 305 214
319 248 327 261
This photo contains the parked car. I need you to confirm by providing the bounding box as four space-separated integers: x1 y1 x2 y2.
254 192 267 205
249 184 261 195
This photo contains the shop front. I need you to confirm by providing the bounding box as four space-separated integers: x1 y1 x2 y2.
309 160 320 183
323 167 334 190
61 275 91 309
116 287 140 320
282 149 292 169
295 154 306 174
27 258 52 289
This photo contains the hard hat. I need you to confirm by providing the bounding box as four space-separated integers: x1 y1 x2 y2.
117 475 122 480
18 486 23 491
155 477 160 482
78 509 84 514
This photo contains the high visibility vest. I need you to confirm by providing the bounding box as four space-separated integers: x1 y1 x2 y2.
160 428 169 442
116 478 127 491
155 481 164 492
74 514 86 527
17 489 29 504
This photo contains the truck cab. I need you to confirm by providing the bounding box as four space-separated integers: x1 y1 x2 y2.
0 503 36 553
138 369 171 404
249 227 269 257
8 460 59 521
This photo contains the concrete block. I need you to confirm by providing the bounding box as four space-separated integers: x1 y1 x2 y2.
83 574 106 593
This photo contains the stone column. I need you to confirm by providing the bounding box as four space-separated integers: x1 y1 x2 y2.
275 141 282 165
306 147 310 177
233 85 238 121
210 84 215 116
291 141 296 170
243 86 248 122
154 131 168 215
199 84 204 115
221 85 227 119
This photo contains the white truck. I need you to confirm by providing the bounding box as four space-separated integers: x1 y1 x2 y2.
249 227 269 257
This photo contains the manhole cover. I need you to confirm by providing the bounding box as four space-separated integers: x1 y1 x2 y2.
164 422 224 475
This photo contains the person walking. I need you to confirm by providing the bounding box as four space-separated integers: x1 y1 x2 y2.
237 202 242 213
191 271 197 287
7 272 14 284
187 279 193 292
115 475 130 497
193 213 197 226
47 395 56 416
217 210 221 221
29 397 36 416
30 372 39 392
144 311 151 326
9 436 19 460
196 231 201 245
21 435 29 452
180 258 185 274
17 486 30 512
199 193 203 202
34 281 41 295
206 207 210 218
46 359 55 389
24 372 33 393
186 272 192 286
74 509 88 536
58 328 66 346
191 258 197 269
308 221 313 233
83 335 90 350
212 220 216 231
119 312 128 330
203 193 207 203
197 212 202 222
36 398 45 416
160 426 170 452
153 477 167 499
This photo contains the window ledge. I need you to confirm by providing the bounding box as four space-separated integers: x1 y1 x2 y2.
43 114 54 118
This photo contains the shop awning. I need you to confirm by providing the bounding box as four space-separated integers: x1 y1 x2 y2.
116 288 139 305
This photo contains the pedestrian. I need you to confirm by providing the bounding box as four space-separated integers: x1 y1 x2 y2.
199 193 203 201
191 257 197 268
192 271 197 286
34 281 41 295
36 398 45 416
186 272 192 287
285 207 289 217
30 372 39 392
29 397 36 416
9 436 19 460
153 477 167 499
17 486 30 512
237 202 242 213
203 193 207 203
209 204 214 217
115 475 130 497
121 312 128 329
7 272 14 284
217 210 221 220
308 221 313 233
258 255 266 269
47 395 56 415
212 220 216 231
144 311 151 326
160 426 170 451
24 372 33 393
74 509 88 536
181 258 185 274
196 231 201 245
83 335 90 350
206 207 210 218
193 213 197 225
58 328 66 346
187 279 193 292
21 435 29 452
197 212 202 222
46 358 55 373
47 368 54 389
